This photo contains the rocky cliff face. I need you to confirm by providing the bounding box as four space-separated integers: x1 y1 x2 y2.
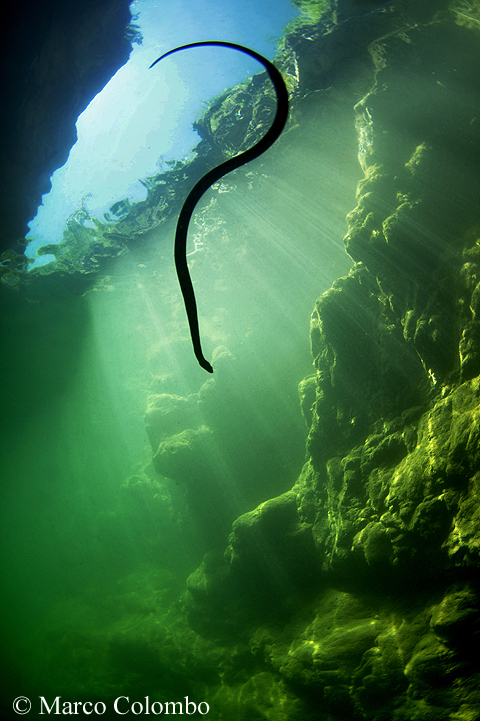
141 3 480 719
0 0 133 254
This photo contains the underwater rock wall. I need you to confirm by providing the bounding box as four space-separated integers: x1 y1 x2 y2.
164 3 480 720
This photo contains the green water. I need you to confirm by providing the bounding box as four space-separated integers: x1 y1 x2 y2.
0 74 360 715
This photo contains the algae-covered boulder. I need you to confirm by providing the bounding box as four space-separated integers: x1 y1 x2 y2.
225 492 318 603
144 393 201 454
152 426 215 484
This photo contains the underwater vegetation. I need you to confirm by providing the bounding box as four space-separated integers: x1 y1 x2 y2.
2 0 480 720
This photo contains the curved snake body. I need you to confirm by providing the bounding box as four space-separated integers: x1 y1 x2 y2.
150 42 289 373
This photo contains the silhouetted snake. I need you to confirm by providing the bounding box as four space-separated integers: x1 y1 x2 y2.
150 42 289 373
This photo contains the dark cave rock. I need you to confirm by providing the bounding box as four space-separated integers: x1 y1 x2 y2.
0 0 133 253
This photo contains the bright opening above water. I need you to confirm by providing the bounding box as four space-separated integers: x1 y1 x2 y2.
25 0 298 266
